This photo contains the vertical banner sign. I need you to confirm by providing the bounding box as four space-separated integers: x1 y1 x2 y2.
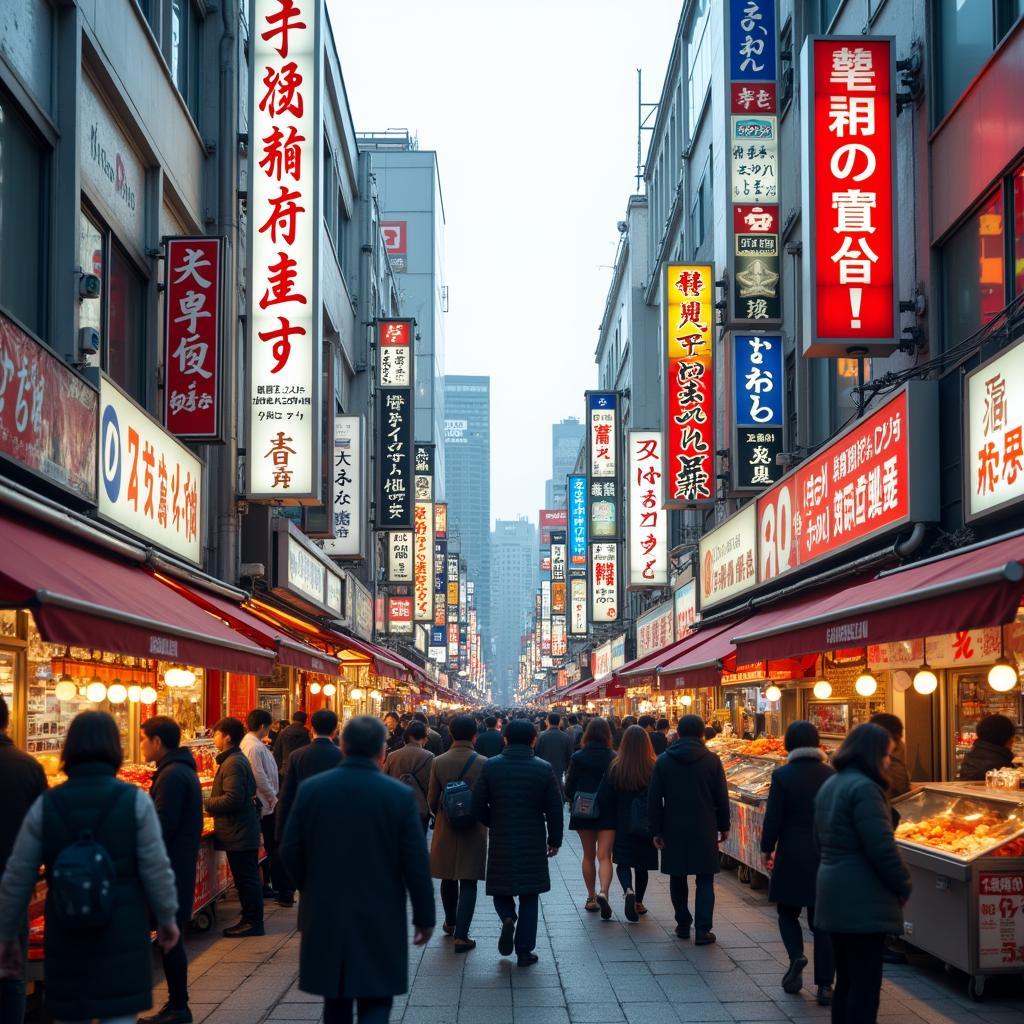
387 596 413 635
414 443 434 501
320 415 362 557
628 430 668 587
586 392 620 539
377 388 413 529
568 474 588 569
727 0 780 323
388 530 413 583
435 501 447 539
378 320 413 386
801 37 897 356
433 538 448 627
550 530 567 617
247 0 321 499
569 577 588 636
732 334 784 490
413 501 434 621
664 266 715 507
590 543 619 623
163 237 223 438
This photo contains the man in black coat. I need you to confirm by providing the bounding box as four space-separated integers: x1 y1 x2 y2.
139 716 204 1024
0 695 46 1024
272 710 311 771
475 717 504 758
281 716 434 1024
649 714 730 945
472 719 563 966
206 717 264 937
535 713 573 800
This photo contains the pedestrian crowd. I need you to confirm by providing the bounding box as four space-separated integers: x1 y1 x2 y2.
0 692 1017 1024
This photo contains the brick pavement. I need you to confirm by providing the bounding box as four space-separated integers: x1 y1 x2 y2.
148 826 1024 1024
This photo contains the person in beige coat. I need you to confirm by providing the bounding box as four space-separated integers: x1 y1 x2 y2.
428 714 488 953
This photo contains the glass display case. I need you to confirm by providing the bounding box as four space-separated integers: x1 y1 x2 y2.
721 753 780 802
952 670 1024 774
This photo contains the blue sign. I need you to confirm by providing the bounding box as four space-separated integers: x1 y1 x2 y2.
430 626 447 647
733 334 783 427
729 0 776 82
588 391 617 411
568 475 588 569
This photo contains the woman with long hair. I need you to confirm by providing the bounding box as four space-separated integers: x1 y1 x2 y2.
565 717 616 917
598 724 658 922
815 723 912 1024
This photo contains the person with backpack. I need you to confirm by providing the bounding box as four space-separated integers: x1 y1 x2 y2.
384 720 434 832
427 714 487 953
0 710 179 1024
597 724 658 923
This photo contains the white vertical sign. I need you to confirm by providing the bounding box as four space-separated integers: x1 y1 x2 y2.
628 430 668 587
321 416 361 558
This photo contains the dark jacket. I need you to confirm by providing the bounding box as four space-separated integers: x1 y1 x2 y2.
273 722 311 770
565 746 615 831
425 727 444 757
472 745 563 896
427 742 487 880
650 732 669 756
0 734 46 874
205 746 261 851
887 738 912 797
597 774 658 870
474 729 505 758
814 767 911 935
383 744 434 821
648 738 730 877
386 727 405 753
535 727 574 791
276 737 343 840
759 748 834 907
280 756 435 999
959 739 1015 781
150 745 203 920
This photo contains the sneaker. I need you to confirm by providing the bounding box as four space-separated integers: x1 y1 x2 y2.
498 917 516 956
674 925 691 940
517 952 539 966
276 894 295 908
453 938 476 953
816 985 833 1007
694 931 717 946
624 891 639 923
138 1003 194 1024
782 955 807 994
223 921 265 938
596 892 612 920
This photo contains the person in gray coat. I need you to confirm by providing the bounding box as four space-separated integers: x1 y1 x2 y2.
535 713 573 800
815 723 912 1024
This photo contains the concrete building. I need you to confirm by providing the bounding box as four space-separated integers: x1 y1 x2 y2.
490 517 539 704
546 417 586 510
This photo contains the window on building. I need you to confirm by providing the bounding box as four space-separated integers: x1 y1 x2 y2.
819 0 842 29
779 20 794 112
686 0 711 135
323 135 339 247
170 0 201 120
1014 164 1024 298
0 92 47 339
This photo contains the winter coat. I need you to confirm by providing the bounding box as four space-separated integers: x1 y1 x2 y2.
565 746 616 831
814 767 912 935
648 738 730 877
959 739 1016 781
205 746 261 851
759 748 834 907
149 745 203 921
276 737 343 840
650 732 669 756
427 741 487 880
597 773 659 870
535 728 574 795
472 744 563 896
888 739 912 798
280 756 435 999
273 722 311 771
474 729 505 758
425 727 444 756
241 731 279 815
0 735 46 874
383 744 434 821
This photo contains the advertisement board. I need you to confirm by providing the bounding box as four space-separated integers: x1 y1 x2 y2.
628 430 668 586
699 504 758 610
320 416 362 558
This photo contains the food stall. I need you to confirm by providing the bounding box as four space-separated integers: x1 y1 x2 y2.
893 781 1024 999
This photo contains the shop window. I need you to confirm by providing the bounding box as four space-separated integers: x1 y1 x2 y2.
818 0 842 29
0 92 48 339
171 0 202 121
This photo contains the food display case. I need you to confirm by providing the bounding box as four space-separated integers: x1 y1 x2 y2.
894 782 1024 998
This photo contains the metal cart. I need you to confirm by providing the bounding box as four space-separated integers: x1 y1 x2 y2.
717 751 781 888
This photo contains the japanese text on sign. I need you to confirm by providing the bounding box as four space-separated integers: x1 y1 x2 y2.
377 388 413 528
588 393 617 479
636 601 675 659
590 542 619 622
568 475 588 567
414 502 434 622
379 320 412 387
628 431 668 587
320 416 361 558
733 333 784 489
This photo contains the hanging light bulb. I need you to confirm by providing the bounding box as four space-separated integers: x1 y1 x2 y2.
350 687 365 700
127 685 142 703
309 681 322 695
855 673 879 697
812 679 833 700
681 694 693 707
86 680 108 703
107 682 128 704
370 689 382 701
164 666 197 688
988 658 1019 693
764 684 782 703
323 682 337 697
140 686 158 705
54 678 78 702
912 663 938 695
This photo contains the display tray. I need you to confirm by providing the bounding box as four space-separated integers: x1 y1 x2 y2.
719 752 782 803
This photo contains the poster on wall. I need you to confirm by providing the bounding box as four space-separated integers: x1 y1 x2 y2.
627 430 668 587
320 416 362 558
589 542 620 623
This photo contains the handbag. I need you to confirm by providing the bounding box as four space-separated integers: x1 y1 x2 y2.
628 793 652 838
571 790 600 820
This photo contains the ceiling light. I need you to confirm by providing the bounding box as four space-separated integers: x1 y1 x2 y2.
309 681 322 695
988 658 1019 693
164 666 197 688
323 682 337 697
86 681 108 703
350 687 365 700
812 679 832 700
855 673 878 697
912 664 938 695
681 694 693 706
127 685 142 703
764 684 782 703
140 686 158 705
107 683 128 704
370 689 382 701
54 679 78 702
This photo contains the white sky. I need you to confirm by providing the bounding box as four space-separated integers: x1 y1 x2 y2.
329 0 681 526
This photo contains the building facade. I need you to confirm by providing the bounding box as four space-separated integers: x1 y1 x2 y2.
490 517 539 704
547 417 587 510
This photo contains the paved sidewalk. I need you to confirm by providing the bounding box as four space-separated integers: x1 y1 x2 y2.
146 827 1024 1024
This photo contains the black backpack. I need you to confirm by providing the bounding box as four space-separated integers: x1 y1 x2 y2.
46 785 130 932
441 753 478 830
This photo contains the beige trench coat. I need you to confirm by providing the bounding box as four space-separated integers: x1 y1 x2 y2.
427 741 487 880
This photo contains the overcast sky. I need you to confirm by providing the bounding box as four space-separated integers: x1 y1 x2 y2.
330 0 681 526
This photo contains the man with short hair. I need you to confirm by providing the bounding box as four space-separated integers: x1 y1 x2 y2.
384 721 434 831
475 716 504 758
272 710 311 772
242 708 281 898
652 718 671 755
206 717 264 937
473 720 562 966
535 712 573 801
139 716 203 1024
384 711 404 752
281 716 434 1024
566 714 583 750
414 711 444 756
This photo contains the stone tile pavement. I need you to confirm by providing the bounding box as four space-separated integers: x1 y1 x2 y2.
143 826 1024 1024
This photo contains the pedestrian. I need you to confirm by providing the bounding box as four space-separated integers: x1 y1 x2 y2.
437 716 453 752
565 717 615 917
648 713 730 945
815 723 912 1024
384 711 405 753
566 714 583 750
959 713 1017 780
535 711 573 800
472 719 563 966
138 715 204 1024
0 710 179 1024
870 713 911 798
269 719 289 746
206 717 265 937
0 694 46 1024
475 716 504 757
760 720 835 1007
241 708 281 898
651 718 670 755
597 724 658 923
383 720 434 831
275 708 342 907
414 711 444 756
280 716 434 1024
427 714 487 953
273 710 311 771
608 716 623 749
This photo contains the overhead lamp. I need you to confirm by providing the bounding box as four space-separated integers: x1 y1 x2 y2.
323 682 337 697
988 658 1019 693
107 683 128 704
54 679 78 702
127 685 142 703
351 687 365 700
912 663 938 695
140 686 158 705
812 679 833 700
309 681 322 695
86 680 108 704
681 694 693 707
855 673 879 697
370 689 382 701
764 684 782 703
164 665 197 688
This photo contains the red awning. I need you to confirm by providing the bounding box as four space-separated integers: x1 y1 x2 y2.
657 620 741 689
732 531 1024 664
327 630 411 680
0 510 275 675
617 633 697 679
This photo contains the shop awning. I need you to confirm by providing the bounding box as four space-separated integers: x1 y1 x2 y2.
617 634 697 679
329 631 409 678
657 620 741 689
571 672 624 699
732 531 1024 664
0 511 275 675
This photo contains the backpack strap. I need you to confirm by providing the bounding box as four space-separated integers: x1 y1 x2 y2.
455 753 478 783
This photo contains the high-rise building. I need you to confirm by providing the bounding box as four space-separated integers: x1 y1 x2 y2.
547 418 586 509
490 517 538 704
444 375 491 641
